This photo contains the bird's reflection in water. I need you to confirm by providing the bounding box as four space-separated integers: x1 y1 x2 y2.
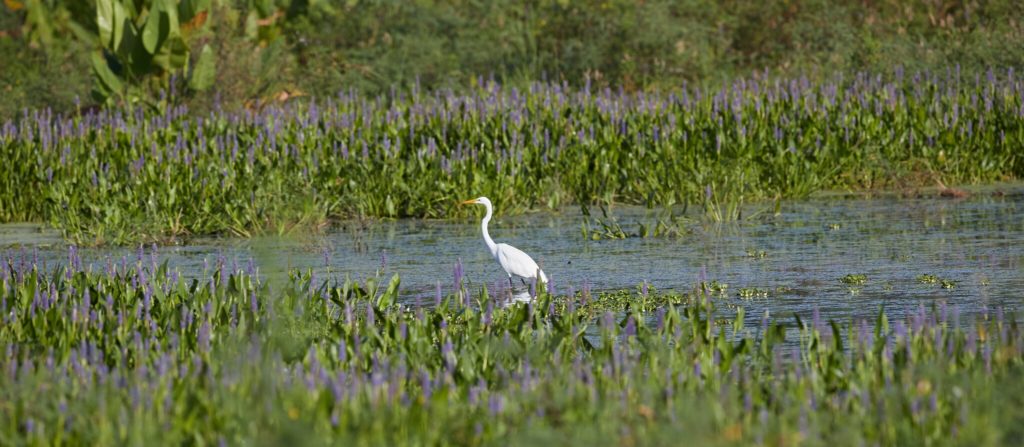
509 290 533 304
493 289 534 308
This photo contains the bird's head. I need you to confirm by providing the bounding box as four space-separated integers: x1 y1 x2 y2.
460 197 491 207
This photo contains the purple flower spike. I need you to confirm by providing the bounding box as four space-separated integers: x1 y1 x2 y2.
434 282 443 308
365 301 375 327
624 316 636 338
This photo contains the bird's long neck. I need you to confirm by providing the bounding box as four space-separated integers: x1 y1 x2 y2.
481 203 498 257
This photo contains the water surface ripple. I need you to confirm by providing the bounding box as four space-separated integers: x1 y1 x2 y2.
3 189 1022 325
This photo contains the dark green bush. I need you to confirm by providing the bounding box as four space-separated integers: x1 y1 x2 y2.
2 0 1023 116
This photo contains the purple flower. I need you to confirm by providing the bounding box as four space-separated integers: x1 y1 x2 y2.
198 321 211 352
624 316 636 338
488 395 504 415
434 282 442 307
365 301 375 327
453 259 464 291
483 301 494 326
420 369 433 402
984 342 993 374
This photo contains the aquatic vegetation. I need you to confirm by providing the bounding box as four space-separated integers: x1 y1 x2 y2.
580 212 690 240
580 216 630 240
2 67 1024 243
737 287 770 299
841 274 868 294
704 280 730 296
3 247 1022 444
773 285 794 294
733 285 792 300
746 249 768 259
840 274 868 285
917 274 957 289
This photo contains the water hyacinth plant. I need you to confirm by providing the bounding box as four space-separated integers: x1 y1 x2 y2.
1 247 1023 444
1 67 1023 244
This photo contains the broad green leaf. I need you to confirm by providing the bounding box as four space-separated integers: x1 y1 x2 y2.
152 35 189 71
142 3 162 54
111 0 127 51
244 11 259 40
188 44 216 91
377 274 400 308
125 23 154 76
161 0 180 36
96 0 114 47
151 30 174 71
90 51 123 97
179 0 210 23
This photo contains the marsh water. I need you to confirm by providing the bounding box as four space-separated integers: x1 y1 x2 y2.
3 186 1024 327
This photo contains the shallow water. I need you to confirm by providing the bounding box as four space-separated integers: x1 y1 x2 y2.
3 186 1023 327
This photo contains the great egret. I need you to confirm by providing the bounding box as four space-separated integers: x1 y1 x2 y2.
460 197 548 289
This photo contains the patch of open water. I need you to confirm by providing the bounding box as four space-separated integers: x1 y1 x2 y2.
3 187 1023 328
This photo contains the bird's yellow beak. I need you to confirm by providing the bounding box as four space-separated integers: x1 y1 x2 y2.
460 199 477 205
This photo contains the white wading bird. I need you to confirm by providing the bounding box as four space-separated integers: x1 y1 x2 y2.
461 197 548 289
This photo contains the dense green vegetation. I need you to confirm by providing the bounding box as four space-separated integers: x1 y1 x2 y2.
2 69 1022 244
4 2 1023 445
1 248 1022 445
2 0 1023 115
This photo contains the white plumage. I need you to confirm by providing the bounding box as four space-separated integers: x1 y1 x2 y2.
461 197 548 287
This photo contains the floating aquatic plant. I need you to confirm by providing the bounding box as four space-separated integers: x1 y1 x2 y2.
840 274 868 285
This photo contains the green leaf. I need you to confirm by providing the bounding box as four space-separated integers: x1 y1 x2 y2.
90 51 123 99
161 0 180 36
830 320 844 352
244 11 259 40
376 274 400 308
179 0 210 24
111 0 127 51
66 20 98 47
123 20 152 75
96 0 114 47
153 36 189 71
142 3 162 54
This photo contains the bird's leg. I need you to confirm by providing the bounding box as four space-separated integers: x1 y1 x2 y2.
508 275 514 290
